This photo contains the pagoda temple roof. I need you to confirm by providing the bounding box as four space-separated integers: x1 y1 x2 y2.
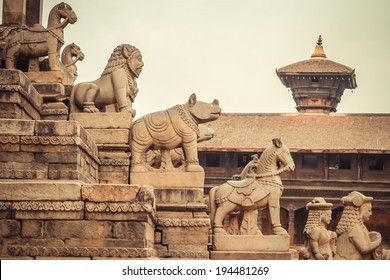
276 36 355 75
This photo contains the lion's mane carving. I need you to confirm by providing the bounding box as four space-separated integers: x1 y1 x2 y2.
70 44 143 116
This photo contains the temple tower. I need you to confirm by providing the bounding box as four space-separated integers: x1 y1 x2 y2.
276 36 357 113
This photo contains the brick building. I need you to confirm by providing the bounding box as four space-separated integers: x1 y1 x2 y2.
198 37 390 246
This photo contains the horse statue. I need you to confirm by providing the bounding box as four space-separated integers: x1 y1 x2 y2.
3 2 77 71
61 43 85 82
209 138 295 235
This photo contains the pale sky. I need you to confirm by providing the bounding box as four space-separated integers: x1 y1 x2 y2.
3 0 390 118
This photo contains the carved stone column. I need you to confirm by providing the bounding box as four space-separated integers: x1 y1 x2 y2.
288 209 295 245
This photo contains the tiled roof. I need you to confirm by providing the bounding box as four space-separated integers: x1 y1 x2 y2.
198 113 390 153
276 59 354 74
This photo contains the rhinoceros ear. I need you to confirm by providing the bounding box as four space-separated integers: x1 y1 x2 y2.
188 93 197 107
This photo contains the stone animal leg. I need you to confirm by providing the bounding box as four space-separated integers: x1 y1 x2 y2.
81 84 100 113
182 138 203 172
213 202 236 235
48 51 60 71
5 55 16 70
268 206 288 235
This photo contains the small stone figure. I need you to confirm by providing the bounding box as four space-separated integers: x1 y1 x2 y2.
130 93 221 172
299 197 336 260
61 43 85 82
209 138 295 235
70 44 143 116
335 191 382 260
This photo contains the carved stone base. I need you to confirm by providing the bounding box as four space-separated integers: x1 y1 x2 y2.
130 171 205 188
41 102 68 120
210 250 294 260
212 234 290 251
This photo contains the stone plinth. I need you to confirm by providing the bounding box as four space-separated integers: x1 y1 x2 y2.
70 113 132 184
0 69 42 120
33 83 68 120
211 234 292 260
212 234 290 251
0 182 157 259
130 171 205 188
0 119 99 183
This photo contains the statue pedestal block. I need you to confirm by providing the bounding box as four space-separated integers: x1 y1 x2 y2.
70 113 133 184
211 234 293 260
130 171 205 188
25 70 74 86
212 234 290 251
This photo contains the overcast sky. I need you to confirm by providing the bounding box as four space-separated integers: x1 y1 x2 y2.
3 0 390 118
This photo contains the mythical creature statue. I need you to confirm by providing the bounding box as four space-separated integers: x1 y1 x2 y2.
145 124 215 170
3 2 77 71
60 43 85 82
130 93 221 173
335 191 382 260
209 138 295 235
70 44 143 116
299 197 337 260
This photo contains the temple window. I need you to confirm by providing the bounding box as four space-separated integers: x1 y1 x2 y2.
206 153 221 167
368 156 385 171
302 154 318 169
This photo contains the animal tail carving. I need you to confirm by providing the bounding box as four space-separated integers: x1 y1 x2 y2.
69 84 82 113
208 187 217 230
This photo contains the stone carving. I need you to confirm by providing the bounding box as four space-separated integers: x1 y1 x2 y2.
3 2 77 71
209 138 295 235
156 218 211 227
7 246 155 258
145 124 215 169
12 201 84 211
130 93 221 172
60 43 85 81
299 197 336 260
335 191 382 260
70 44 143 116
85 202 154 214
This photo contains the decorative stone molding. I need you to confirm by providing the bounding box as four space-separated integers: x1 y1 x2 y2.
85 202 154 214
41 109 68 116
21 136 76 145
0 135 19 144
0 112 19 119
156 218 210 227
157 250 209 259
11 201 84 211
0 201 12 210
100 158 131 166
0 169 47 179
7 246 156 258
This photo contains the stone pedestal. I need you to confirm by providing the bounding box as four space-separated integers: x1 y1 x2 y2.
0 181 156 259
70 113 133 184
0 119 99 182
25 70 74 86
0 69 42 120
211 234 293 260
33 83 68 120
131 170 210 259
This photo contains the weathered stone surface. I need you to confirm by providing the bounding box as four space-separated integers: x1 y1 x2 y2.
32 83 65 96
0 152 35 162
85 211 152 222
161 226 209 245
0 181 82 201
70 113 133 129
154 188 204 204
212 234 290 252
130 171 205 188
0 220 20 238
87 129 129 144
113 222 154 245
21 220 43 238
35 121 79 136
2 238 65 248
34 152 78 163
0 119 35 135
15 210 84 220
0 135 20 152
210 251 293 260
45 221 113 239
64 238 150 248
82 184 140 202
25 71 74 86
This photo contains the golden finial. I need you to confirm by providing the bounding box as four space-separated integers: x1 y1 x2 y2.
311 35 326 59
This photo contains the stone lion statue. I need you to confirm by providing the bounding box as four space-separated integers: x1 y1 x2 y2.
70 44 143 116
130 93 221 173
